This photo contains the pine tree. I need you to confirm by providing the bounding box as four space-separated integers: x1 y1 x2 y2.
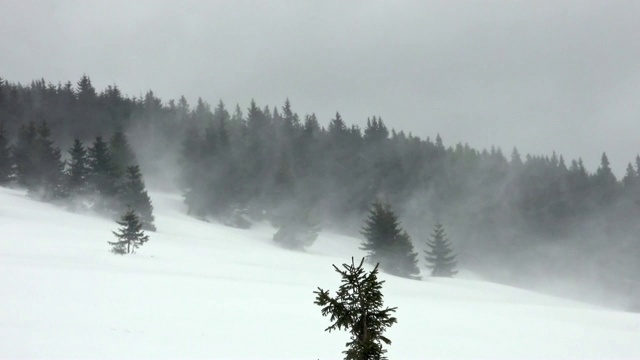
109 128 136 176
0 122 12 184
593 152 618 204
120 165 155 231
66 138 89 195
179 122 209 217
623 162 637 189
109 208 150 254
314 258 398 360
360 202 420 279
87 136 119 198
33 122 66 199
13 122 38 187
424 222 458 277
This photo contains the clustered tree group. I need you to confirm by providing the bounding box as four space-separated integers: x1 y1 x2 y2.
360 201 457 279
0 117 154 232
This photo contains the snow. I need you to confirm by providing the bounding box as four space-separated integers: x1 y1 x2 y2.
1 186 639 359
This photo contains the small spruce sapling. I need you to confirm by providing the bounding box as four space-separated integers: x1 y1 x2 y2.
314 257 397 360
109 208 150 254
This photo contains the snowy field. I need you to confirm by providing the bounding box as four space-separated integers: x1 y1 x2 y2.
1 186 639 359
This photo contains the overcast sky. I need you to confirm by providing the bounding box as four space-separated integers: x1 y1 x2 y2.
2 0 639 175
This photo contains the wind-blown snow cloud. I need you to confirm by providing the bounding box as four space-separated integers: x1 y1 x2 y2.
2 0 639 174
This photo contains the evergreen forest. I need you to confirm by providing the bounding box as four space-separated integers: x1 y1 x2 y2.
1 75 639 308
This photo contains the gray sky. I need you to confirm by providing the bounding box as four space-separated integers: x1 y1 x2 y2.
2 0 639 175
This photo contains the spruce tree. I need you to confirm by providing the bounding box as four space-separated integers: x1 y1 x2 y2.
593 152 618 204
623 162 637 189
120 165 156 231
360 201 420 279
109 208 150 254
0 122 12 184
109 128 136 176
424 222 458 277
13 122 38 188
33 122 66 199
180 124 208 217
314 258 398 360
87 136 120 200
66 138 89 195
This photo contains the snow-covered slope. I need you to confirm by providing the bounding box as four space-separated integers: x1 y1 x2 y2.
1 187 639 359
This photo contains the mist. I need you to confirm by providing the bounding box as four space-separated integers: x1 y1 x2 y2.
2 1 640 175
2 1 640 312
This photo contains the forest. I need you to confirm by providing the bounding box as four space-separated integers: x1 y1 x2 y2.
0 75 638 309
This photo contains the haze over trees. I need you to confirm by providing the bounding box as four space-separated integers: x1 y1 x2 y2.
0 79 156 229
424 222 458 278
1 75 640 308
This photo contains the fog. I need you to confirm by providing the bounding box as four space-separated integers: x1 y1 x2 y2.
3 0 640 175
2 1 640 311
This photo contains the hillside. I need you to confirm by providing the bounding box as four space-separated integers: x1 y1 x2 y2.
1 187 639 359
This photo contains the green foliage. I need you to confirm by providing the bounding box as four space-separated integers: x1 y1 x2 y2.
4 74 640 307
11 121 66 199
109 129 136 176
120 165 155 231
32 122 66 200
66 138 89 195
593 152 618 204
13 122 38 187
424 222 458 277
361 202 420 279
87 136 120 202
109 208 150 254
314 258 397 360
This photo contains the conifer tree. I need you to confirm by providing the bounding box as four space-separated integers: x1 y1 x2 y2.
120 165 155 231
593 152 618 203
623 162 637 189
66 138 89 195
13 122 38 187
424 222 458 277
87 136 119 198
361 202 420 279
33 122 66 199
109 128 136 176
0 122 12 184
109 208 150 254
314 258 397 360
180 124 208 217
